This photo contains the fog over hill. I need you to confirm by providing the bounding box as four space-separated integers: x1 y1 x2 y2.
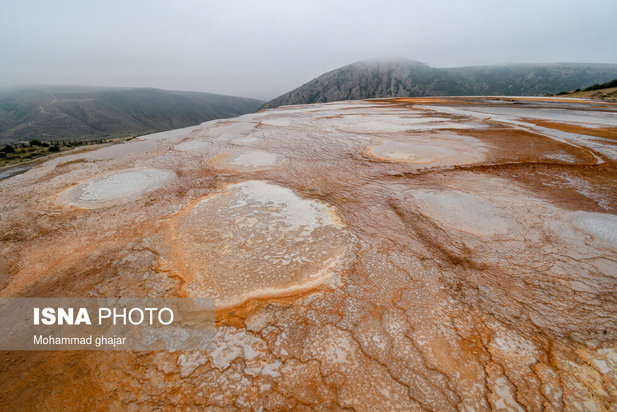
0 86 263 144
262 58 617 108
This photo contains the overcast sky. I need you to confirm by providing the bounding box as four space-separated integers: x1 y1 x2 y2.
2 0 616 100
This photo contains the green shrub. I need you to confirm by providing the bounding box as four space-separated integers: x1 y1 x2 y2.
584 78 617 91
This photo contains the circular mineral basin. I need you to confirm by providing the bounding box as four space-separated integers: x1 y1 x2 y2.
212 150 281 171
569 211 617 250
412 190 512 236
56 168 175 208
368 141 456 163
366 136 485 165
174 141 210 151
169 180 348 308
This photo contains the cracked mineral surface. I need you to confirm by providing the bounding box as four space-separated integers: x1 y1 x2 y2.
1 96 617 410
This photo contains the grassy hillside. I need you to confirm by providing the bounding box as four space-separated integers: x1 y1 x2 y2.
557 78 617 101
0 86 263 144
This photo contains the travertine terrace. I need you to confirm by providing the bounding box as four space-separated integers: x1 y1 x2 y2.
1 96 617 410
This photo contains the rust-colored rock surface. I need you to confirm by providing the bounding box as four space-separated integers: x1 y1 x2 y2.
1 97 617 410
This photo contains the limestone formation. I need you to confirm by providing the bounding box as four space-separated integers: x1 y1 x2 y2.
1 96 616 410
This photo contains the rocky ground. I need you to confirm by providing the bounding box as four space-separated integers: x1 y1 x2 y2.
1 96 616 410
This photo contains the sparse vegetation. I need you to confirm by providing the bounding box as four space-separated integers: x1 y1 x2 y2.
0 137 130 168
0 141 64 166
556 78 617 101
1 145 15 154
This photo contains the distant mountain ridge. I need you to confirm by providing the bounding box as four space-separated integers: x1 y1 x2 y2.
0 86 263 144
262 58 617 108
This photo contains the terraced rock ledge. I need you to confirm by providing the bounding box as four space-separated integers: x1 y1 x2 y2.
1 96 616 410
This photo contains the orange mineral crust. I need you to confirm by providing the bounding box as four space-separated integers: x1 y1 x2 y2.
1 97 617 410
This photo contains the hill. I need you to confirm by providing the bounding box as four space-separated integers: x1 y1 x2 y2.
558 78 617 101
262 58 617 108
0 86 263 144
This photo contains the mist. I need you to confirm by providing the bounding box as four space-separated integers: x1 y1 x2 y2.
1 0 616 100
